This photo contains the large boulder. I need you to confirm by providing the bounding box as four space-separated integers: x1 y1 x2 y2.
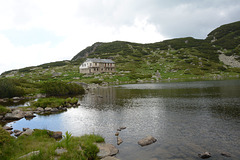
24 111 36 118
21 129 34 136
96 143 119 158
138 136 157 146
48 131 62 140
4 109 24 120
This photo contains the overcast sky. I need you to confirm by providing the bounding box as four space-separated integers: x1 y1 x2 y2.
0 0 240 74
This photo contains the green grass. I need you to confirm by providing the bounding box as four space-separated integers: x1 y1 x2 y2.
0 105 10 115
0 127 104 160
31 97 78 109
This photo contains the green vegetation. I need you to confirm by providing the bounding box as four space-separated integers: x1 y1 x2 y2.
32 97 78 109
1 21 240 90
0 79 25 98
0 105 10 115
41 81 85 96
0 127 104 160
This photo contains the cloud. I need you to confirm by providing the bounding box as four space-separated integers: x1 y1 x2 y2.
0 0 240 74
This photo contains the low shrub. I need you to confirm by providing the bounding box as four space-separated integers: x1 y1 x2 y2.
32 98 65 108
41 81 85 96
0 105 10 115
90 79 103 84
66 97 78 104
0 79 25 98
32 97 78 108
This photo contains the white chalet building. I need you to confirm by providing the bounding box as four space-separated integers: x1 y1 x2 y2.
79 58 115 74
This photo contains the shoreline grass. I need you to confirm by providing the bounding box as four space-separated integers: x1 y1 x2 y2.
0 127 104 160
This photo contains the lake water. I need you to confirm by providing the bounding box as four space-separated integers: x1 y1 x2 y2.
8 80 240 159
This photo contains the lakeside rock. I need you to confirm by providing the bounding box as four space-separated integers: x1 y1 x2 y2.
48 131 62 140
96 143 119 158
14 131 23 137
3 125 13 130
21 129 34 136
138 136 157 147
4 109 24 120
24 111 36 118
23 128 30 131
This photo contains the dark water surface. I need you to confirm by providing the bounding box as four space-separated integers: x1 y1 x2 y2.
9 80 240 159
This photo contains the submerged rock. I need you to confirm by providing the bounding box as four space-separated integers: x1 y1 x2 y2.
221 152 231 157
138 136 157 146
198 152 211 159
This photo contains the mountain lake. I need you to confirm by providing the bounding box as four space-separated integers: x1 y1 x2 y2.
6 79 240 160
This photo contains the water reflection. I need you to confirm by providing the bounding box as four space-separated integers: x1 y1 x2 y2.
9 80 240 160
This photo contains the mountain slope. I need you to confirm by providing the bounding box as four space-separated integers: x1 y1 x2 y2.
206 21 240 49
1 21 240 83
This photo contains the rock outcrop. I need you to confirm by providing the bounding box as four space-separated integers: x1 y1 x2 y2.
219 54 240 68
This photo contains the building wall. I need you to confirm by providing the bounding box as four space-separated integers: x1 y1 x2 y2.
79 61 115 74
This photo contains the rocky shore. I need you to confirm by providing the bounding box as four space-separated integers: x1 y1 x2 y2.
0 99 80 122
